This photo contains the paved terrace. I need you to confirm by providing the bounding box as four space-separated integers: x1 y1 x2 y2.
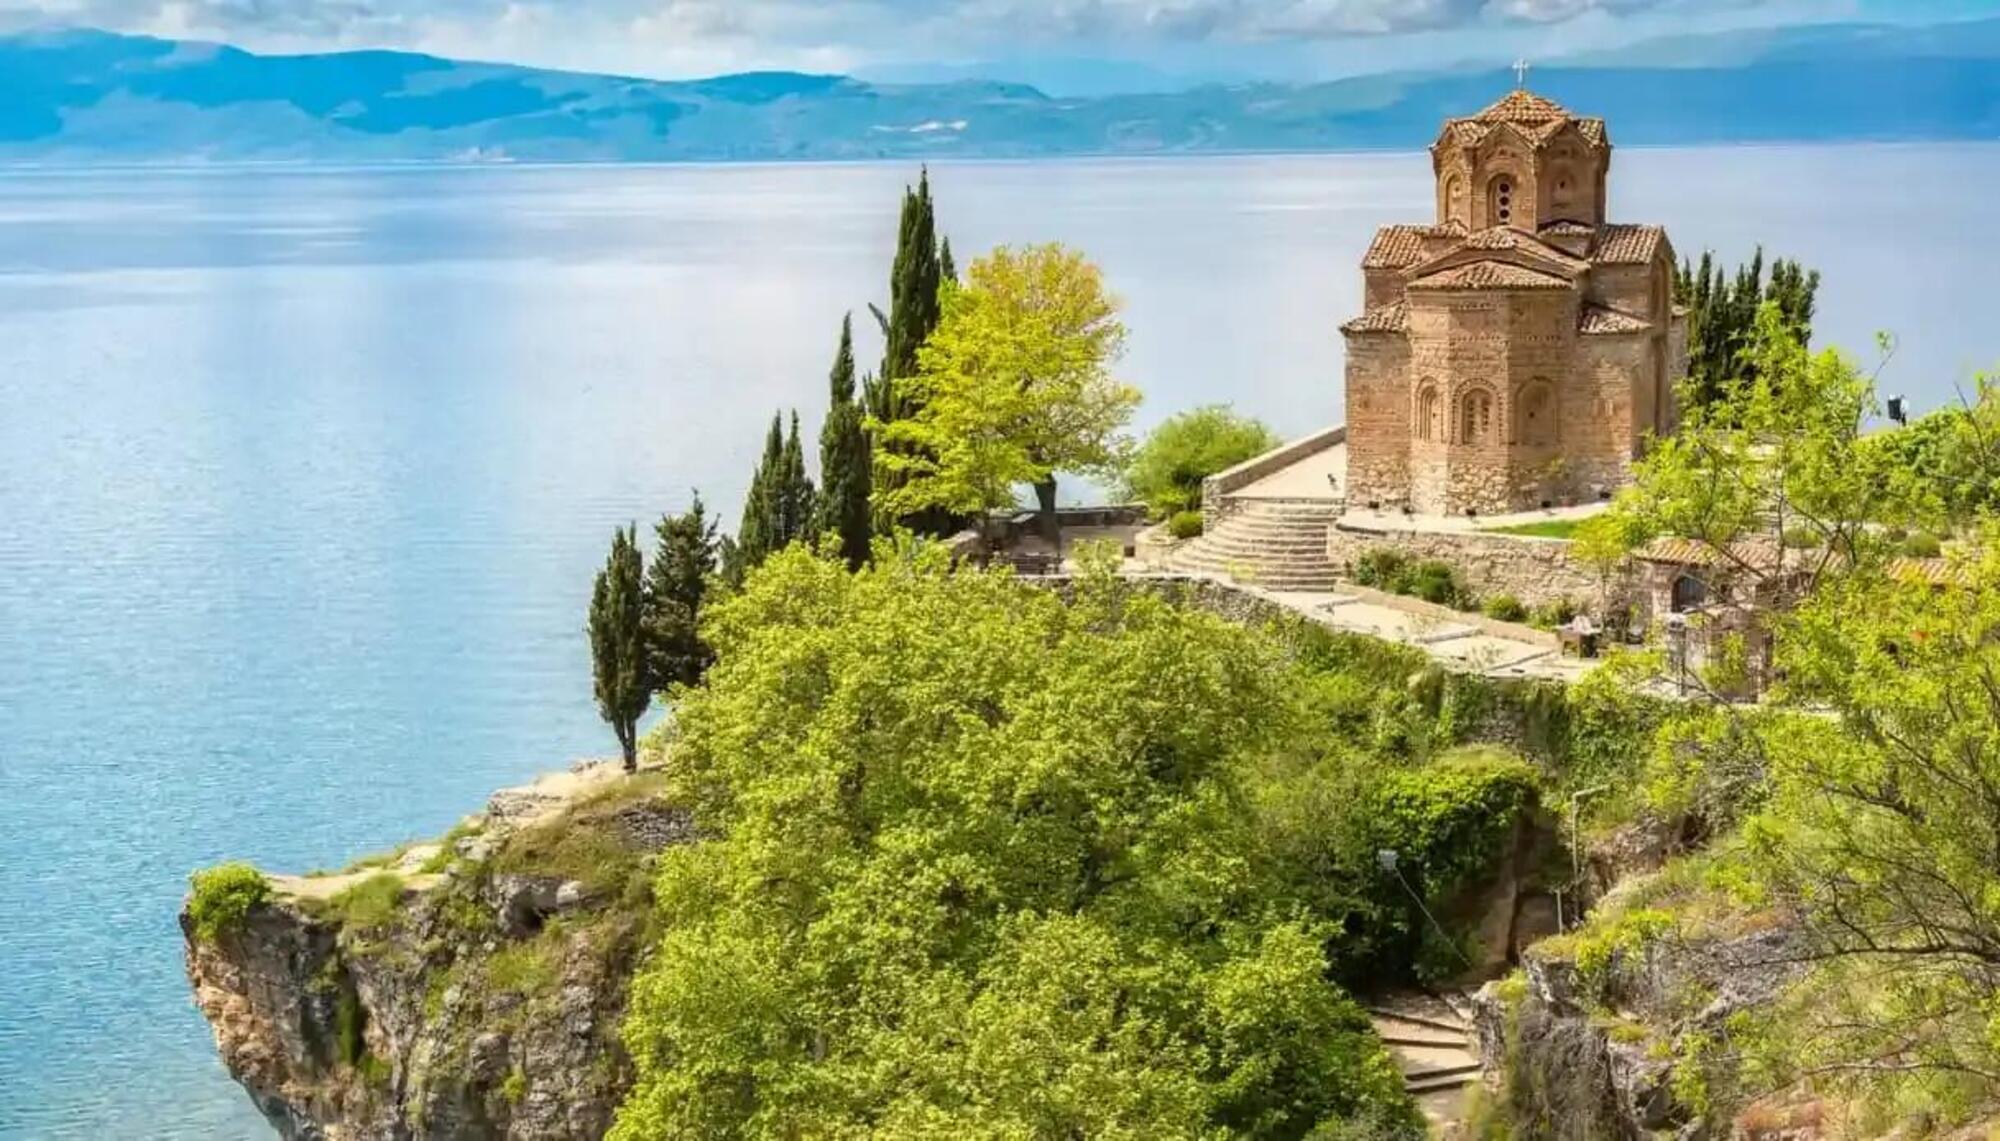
1101 570 1597 684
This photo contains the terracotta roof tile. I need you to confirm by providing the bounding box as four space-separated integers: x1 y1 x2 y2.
1436 90 1608 151
1363 224 1460 269
1635 537 1785 569
1889 556 1976 588
1474 89 1575 123
1580 305 1653 335
1540 220 1596 237
1592 223 1665 264
1341 301 1408 334
1409 260 1572 291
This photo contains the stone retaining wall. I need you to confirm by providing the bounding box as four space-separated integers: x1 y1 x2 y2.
1201 424 1346 523
1327 522 1609 613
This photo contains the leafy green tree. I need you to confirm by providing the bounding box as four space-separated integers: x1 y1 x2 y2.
814 316 873 570
611 547 1422 1140
1676 247 1821 415
727 412 817 586
1124 405 1282 519
644 493 719 694
588 525 649 771
778 411 816 546
874 243 1140 544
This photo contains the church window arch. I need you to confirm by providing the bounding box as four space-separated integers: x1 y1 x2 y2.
1443 174 1464 222
1415 381 1442 442
1515 379 1557 445
1459 387 1495 445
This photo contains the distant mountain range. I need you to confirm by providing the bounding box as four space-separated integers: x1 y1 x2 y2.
0 22 1996 163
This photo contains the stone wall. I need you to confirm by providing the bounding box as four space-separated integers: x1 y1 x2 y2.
1327 522 1611 612
1200 423 1346 523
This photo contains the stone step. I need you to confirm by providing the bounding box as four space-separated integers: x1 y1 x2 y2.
1367 1009 1473 1037
1407 1072 1480 1096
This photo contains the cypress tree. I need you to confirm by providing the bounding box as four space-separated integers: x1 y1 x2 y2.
939 235 957 285
816 315 873 569
779 411 817 546
865 168 955 536
644 493 718 694
728 414 786 585
1677 246 1819 417
588 525 649 772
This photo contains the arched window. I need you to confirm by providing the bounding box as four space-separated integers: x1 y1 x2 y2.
1488 176 1515 225
1515 380 1556 445
1443 175 1465 222
1415 382 1441 442
1460 388 1494 444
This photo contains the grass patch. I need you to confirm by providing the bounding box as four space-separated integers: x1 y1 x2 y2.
330 872 407 933
486 933 562 997
419 818 485 875
1483 518 1585 540
188 863 271 942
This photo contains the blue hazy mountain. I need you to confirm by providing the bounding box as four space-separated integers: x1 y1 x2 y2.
0 23 1995 162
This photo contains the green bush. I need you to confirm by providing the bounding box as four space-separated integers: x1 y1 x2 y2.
1901 531 1943 558
188 862 271 942
1531 599 1579 629
1123 405 1282 518
1167 510 1205 540
1351 548 1408 589
1781 526 1824 549
1482 594 1528 623
329 872 406 932
1396 560 1467 607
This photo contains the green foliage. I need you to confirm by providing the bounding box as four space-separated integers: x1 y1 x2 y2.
1676 247 1820 415
1861 381 2000 526
873 243 1140 523
814 315 873 570
1123 405 1280 518
1529 598 1579 630
1481 594 1527 623
1900 530 1942 558
1349 548 1407 590
644 494 719 694
613 548 1421 1139
329 872 406 933
1167 509 1205 540
1396 559 1468 607
589 524 650 769
335 984 366 1067
501 1067 528 1107
864 170 953 538
187 862 271 942
727 413 818 587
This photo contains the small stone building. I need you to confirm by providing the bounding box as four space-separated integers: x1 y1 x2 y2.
1341 89 1689 517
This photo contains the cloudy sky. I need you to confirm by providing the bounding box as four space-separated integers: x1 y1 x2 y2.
1 0 1995 87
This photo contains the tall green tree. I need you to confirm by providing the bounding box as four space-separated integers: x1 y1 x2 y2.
644 493 719 694
778 411 817 546
874 243 1140 545
1124 405 1282 520
1676 246 1821 414
725 415 787 586
588 525 649 772
864 169 956 536
815 315 873 569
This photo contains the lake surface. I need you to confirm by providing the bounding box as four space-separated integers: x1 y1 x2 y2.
1 145 1995 1139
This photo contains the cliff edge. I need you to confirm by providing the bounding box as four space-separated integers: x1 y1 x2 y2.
181 762 692 1141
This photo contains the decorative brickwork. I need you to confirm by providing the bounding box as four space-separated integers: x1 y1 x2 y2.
1343 90 1688 517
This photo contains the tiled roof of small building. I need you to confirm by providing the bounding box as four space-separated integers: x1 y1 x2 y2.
1579 305 1653 335
1888 556 1976 588
1363 223 1461 269
1540 220 1597 238
1409 260 1573 291
1592 223 1665 264
1340 301 1408 335
1635 537 1786 569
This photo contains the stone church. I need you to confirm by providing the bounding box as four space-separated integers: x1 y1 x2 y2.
1341 89 1687 516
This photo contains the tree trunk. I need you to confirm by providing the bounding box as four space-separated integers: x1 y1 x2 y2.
1033 477 1060 556
619 722 637 774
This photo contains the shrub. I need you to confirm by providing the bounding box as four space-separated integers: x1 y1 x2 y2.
1351 548 1408 589
1397 559 1467 607
1780 526 1823 549
1123 405 1282 518
1531 599 1579 629
1482 594 1528 623
1167 510 1205 540
188 862 271 942
1901 531 1943 558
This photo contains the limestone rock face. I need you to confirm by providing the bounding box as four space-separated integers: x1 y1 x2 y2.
182 763 689 1141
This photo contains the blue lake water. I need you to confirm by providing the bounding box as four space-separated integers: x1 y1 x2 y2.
0 145 1995 1139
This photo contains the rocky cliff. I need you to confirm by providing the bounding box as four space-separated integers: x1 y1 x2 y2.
182 762 691 1140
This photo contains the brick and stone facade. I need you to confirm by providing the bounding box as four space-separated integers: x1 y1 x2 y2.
1341 89 1689 517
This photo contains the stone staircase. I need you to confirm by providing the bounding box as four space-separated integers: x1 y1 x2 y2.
1369 996 1483 1131
1165 500 1345 591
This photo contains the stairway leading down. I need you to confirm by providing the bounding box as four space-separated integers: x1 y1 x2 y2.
1368 998 1483 1131
1165 500 1346 591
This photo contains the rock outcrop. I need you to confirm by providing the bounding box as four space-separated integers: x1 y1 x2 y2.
183 762 692 1140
